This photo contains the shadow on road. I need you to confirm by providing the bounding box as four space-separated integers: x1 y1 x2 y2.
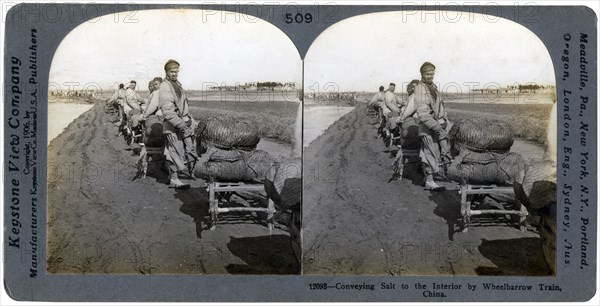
430 190 462 241
476 237 552 276
177 188 210 238
144 160 170 184
225 235 299 274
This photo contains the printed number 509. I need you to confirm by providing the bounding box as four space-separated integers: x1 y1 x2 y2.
285 13 313 23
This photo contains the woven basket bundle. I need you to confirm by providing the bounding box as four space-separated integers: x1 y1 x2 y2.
264 157 302 209
195 116 260 150
446 149 526 185
513 160 557 210
194 147 275 182
449 120 514 156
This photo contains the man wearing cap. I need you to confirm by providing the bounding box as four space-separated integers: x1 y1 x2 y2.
142 77 164 120
368 85 385 118
159 59 198 189
124 80 146 114
415 62 451 190
401 79 420 121
140 77 165 146
390 79 422 177
389 79 421 141
380 83 404 145
108 83 126 123
383 83 402 116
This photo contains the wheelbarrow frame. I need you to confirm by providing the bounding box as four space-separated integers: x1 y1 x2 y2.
207 181 275 234
459 184 528 232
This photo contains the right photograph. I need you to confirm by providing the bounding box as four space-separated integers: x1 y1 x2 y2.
303 11 557 276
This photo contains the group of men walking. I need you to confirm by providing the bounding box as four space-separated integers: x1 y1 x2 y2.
368 62 451 190
108 59 199 189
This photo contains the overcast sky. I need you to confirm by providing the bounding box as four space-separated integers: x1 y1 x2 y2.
51 9 556 94
50 9 302 91
305 11 556 93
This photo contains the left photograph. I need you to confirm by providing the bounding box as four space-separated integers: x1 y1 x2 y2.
47 9 302 274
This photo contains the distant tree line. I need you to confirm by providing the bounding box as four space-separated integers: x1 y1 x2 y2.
471 84 553 94
517 84 544 91
257 82 283 88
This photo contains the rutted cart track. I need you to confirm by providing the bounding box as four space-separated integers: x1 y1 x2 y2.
302 105 552 276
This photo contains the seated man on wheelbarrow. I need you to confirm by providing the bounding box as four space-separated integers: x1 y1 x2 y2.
389 79 420 179
414 62 452 190
159 59 199 188
380 83 403 144
141 77 165 141
107 83 126 123
122 80 146 137
367 85 385 118
135 78 166 179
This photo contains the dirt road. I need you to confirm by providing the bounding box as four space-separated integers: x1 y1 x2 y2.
47 101 298 274
302 105 552 276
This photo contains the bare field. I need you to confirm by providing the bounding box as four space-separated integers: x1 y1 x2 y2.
446 102 554 145
189 100 300 143
322 91 554 145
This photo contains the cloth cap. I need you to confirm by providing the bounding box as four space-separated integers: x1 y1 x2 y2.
420 62 436 73
389 83 396 87
164 59 180 71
